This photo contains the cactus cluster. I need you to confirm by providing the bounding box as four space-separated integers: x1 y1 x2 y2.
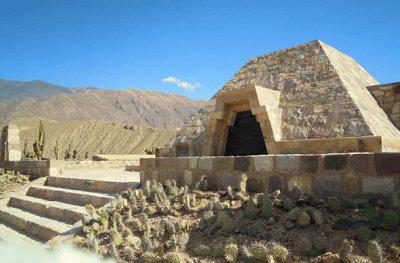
299 234 327 256
74 177 397 262
247 241 289 262
78 182 193 262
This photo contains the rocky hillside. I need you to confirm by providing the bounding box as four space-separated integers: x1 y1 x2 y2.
0 78 206 128
5 117 178 158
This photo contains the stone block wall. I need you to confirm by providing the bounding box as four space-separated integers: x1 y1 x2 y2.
368 82 400 130
0 160 52 179
140 153 400 196
156 135 400 157
0 159 138 179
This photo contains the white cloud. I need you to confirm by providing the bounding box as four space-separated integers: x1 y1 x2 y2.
162 76 201 91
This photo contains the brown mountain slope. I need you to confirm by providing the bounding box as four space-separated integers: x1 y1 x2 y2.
5 117 178 158
0 89 205 128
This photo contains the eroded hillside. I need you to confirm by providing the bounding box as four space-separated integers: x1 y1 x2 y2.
5 117 178 158
0 88 205 128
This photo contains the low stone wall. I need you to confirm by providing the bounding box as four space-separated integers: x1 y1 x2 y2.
92 154 155 162
0 159 137 179
51 160 135 169
0 160 53 179
140 153 400 196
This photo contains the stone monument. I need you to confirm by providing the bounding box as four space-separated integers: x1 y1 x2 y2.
0 124 22 162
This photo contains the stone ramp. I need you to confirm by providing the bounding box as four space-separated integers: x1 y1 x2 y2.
0 171 140 246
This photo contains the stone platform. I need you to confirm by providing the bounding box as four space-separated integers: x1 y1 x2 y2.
140 153 400 196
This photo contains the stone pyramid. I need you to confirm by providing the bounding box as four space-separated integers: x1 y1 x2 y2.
172 40 399 153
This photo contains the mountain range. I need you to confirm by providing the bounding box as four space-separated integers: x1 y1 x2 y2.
0 78 206 128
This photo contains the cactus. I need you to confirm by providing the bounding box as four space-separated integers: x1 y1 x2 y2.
268 241 289 261
195 245 213 257
224 242 239 262
194 174 208 191
165 179 180 198
65 143 72 160
199 202 214 230
238 174 247 193
245 197 258 218
110 226 125 246
155 194 171 215
85 204 100 220
163 252 182 263
211 243 225 258
176 232 189 252
108 242 121 262
216 210 230 228
367 240 384 263
328 196 342 212
53 140 59 160
261 193 274 219
87 232 100 253
33 120 45 160
340 239 356 263
72 149 78 160
183 194 193 212
250 242 270 261
357 226 376 243
139 252 161 263
226 186 235 200
23 138 28 158
239 245 252 260
120 245 136 262
381 210 399 230
312 234 326 252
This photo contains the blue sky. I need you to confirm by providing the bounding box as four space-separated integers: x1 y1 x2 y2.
0 0 399 100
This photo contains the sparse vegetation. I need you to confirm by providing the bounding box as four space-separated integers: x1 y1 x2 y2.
0 170 29 196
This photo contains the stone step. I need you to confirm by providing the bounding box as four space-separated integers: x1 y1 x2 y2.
0 207 72 241
8 196 86 225
27 185 115 207
0 221 45 247
46 176 139 194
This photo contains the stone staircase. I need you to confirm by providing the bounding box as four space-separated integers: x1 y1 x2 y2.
0 174 139 246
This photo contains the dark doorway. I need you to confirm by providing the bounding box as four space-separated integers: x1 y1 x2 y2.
224 110 268 156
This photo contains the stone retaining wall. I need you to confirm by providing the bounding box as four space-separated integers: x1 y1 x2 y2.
140 153 400 196
0 159 136 179
0 160 53 179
